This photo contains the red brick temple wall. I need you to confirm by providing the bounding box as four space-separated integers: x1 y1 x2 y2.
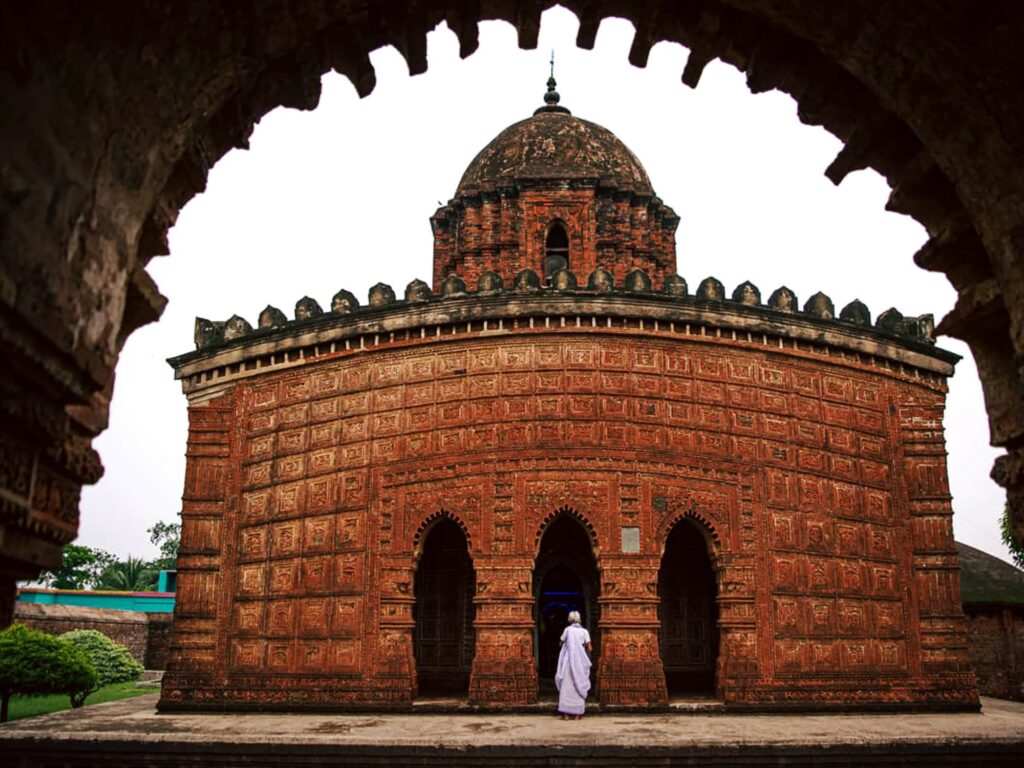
431 187 678 290
160 320 977 711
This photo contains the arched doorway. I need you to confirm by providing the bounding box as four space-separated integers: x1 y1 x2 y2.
534 513 599 694
657 519 718 696
543 220 570 281
414 518 475 697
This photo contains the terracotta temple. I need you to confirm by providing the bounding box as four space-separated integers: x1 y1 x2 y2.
159 77 979 712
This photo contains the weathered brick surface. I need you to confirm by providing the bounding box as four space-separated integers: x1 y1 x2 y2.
144 611 174 670
431 107 678 289
432 187 678 291
964 608 1024 701
161 312 976 710
158 69 980 711
4 1 1024 633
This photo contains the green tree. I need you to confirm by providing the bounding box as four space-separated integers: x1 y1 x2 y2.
147 520 181 571
96 556 156 592
0 624 97 722
60 630 143 687
39 544 115 590
1000 503 1024 569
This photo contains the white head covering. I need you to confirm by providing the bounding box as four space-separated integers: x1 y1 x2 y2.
567 610 581 625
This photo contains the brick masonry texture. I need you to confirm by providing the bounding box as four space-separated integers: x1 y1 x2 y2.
4 2 1024 645
161 318 977 710
157 65 978 711
431 107 678 289
964 608 1024 701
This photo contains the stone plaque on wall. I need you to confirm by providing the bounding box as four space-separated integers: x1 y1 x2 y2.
621 526 640 554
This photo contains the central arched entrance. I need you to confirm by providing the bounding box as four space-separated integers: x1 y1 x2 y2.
533 512 600 696
414 517 475 697
658 518 719 697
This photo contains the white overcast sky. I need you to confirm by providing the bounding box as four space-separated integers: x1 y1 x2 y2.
79 7 1011 565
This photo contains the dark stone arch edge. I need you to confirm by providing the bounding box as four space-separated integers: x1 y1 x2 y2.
4 0 1024 620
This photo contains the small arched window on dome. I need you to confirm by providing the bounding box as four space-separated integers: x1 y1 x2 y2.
543 221 569 283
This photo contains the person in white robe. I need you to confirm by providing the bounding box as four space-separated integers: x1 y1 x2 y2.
554 610 592 719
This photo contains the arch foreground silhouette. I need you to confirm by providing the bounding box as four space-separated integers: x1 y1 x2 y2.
1 2 1023 627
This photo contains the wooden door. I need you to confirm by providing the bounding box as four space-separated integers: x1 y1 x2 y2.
415 520 475 695
658 521 717 693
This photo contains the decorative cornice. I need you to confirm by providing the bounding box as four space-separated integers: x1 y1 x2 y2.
171 270 957 396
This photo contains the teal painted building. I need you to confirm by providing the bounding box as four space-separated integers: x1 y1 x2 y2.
18 570 176 613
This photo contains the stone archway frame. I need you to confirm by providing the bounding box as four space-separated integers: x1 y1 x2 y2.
531 506 603 684
657 510 724 698
533 505 601 559
377 508 477 702
653 488 758 704
412 508 477 566
658 506 723 565
3 3 1024 622
409 509 477 698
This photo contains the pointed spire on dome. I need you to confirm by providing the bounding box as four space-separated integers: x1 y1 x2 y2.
534 50 571 115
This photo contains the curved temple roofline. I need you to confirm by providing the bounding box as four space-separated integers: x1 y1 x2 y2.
171 271 957 393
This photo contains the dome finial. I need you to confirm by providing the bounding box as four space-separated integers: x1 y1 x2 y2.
535 50 570 115
545 51 559 105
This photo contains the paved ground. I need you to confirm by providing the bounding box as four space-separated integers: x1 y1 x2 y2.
1 693 1022 747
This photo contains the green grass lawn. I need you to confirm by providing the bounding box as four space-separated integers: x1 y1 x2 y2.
5 681 154 722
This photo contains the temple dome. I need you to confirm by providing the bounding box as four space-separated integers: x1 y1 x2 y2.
455 108 654 197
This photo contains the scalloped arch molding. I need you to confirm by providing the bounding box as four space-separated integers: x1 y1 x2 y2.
1 1 1023 625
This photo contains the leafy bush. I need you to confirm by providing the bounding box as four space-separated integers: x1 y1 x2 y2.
0 624 97 721
60 629 143 688
1000 503 1024 569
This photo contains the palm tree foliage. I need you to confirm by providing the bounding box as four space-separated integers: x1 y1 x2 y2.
96 556 157 591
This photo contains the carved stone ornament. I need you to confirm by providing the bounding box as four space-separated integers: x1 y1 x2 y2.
513 268 541 292
294 296 323 321
915 313 936 343
441 273 467 297
258 305 288 328
587 268 615 293
477 271 504 294
767 287 798 313
404 279 432 303
875 307 905 334
663 274 688 297
696 276 725 301
193 317 225 350
223 314 253 341
551 268 577 291
840 299 871 326
803 291 835 319
331 289 359 314
732 280 761 306
625 269 652 293
368 282 396 307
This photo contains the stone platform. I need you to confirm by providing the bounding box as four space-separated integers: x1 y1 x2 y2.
2 693 1022 766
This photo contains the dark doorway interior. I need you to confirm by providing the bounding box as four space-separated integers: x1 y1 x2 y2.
543 221 569 280
414 518 475 696
658 520 718 696
534 514 599 694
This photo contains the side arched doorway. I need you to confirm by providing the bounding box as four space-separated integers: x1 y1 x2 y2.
534 513 600 695
658 519 719 696
414 518 476 697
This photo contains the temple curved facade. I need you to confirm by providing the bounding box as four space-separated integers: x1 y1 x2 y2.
159 81 978 712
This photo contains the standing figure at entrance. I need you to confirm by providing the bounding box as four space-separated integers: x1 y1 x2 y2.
555 611 592 719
